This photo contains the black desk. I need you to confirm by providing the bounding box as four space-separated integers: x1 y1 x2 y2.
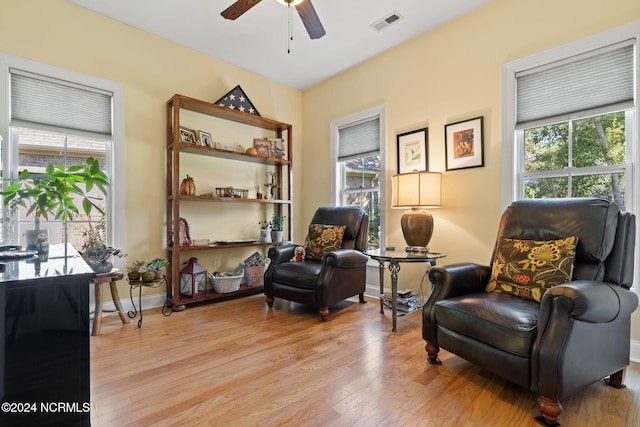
0 244 94 426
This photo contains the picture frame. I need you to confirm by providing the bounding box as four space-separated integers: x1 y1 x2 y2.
397 128 428 173
253 139 271 158
269 138 285 159
179 127 197 144
444 116 484 171
197 130 212 147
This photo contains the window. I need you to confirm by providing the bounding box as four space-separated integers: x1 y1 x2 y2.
0 54 124 257
515 42 634 209
331 105 386 250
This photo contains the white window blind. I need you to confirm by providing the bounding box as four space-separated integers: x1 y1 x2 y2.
10 68 113 139
516 41 634 129
338 117 380 161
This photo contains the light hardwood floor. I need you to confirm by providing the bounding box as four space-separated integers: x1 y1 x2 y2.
90 295 640 426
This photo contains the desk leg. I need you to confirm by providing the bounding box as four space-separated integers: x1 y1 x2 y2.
378 261 385 314
92 282 103 336
388 261 401 332
109 281 130 325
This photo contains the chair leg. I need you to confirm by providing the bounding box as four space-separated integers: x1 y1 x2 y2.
425 341 442 364
604 368 627 389
358 292 367 303
266 296 274 308
535 395 562 426
319 306 329 322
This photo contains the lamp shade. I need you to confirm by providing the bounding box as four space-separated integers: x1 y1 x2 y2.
391 171 442 208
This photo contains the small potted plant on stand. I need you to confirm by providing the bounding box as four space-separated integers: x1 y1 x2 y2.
127 260 146 281
146 257 169 279
269 215 286 242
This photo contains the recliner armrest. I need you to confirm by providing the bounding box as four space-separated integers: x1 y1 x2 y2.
428 262 491 299
542 280 639 323
322 249 368 268
267 244 298 265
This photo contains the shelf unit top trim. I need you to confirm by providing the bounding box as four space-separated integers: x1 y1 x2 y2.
169 94 291 132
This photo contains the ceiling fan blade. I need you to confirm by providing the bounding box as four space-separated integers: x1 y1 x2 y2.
221 0 262 20
295 0 326 39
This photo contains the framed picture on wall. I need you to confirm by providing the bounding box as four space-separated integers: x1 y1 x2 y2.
445 116 484 171
397 127 428 173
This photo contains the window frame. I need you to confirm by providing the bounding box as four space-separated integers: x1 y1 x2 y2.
502 22 640 292
0 53 125 263
330 104 386 252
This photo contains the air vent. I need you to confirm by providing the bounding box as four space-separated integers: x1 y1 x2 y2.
370 11 404 32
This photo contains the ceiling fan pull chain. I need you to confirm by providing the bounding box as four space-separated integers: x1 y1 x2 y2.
287 3 293 53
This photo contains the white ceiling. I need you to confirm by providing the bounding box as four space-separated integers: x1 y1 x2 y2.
66 0 491 90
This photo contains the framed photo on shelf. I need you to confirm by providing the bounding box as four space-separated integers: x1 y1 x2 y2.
253 139 271 158
445 116 484 171
197 130 213 147
270 138 285 159
179 127 197 144
397 127 428 173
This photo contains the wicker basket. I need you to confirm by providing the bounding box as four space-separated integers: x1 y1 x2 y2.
209 272 242 293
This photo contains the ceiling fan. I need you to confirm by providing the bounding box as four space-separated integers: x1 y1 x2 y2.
221 0 326 40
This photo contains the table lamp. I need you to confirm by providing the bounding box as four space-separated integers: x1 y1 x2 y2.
391 171 442 253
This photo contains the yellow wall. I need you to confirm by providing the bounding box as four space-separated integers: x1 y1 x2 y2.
301 0 640 339
0 0 303 300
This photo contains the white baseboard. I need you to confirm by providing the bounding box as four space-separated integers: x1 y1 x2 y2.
631 340 640 363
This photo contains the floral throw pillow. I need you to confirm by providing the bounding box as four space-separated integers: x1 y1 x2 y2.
486 236 578 302
304 224 346 261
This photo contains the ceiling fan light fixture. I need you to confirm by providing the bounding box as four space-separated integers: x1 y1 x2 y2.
276 0 304 6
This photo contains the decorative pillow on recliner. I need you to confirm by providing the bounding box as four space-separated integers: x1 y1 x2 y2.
486 236 578 302
304 224 346 261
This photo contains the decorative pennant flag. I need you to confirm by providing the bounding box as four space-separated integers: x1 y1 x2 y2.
214 85 260 116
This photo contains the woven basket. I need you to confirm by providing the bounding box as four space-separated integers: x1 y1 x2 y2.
209 272 242 293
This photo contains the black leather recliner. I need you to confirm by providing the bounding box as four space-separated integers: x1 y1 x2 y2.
264 206 369 321
422 198 637 426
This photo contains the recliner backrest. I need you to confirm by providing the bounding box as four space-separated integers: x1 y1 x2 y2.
309 206 369 251
494 198 628 284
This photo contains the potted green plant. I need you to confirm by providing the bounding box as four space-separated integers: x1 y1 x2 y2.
2 157 109 255
269 215 286 242
127 260 146 281
146 257 169 279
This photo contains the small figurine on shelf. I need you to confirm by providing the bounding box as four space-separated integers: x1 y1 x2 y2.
180 175 196 195
290 246 305 262
264 171 280 200
258 220 271 243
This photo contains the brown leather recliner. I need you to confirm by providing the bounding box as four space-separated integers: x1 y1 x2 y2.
264 206 369 321
422 198 637 426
